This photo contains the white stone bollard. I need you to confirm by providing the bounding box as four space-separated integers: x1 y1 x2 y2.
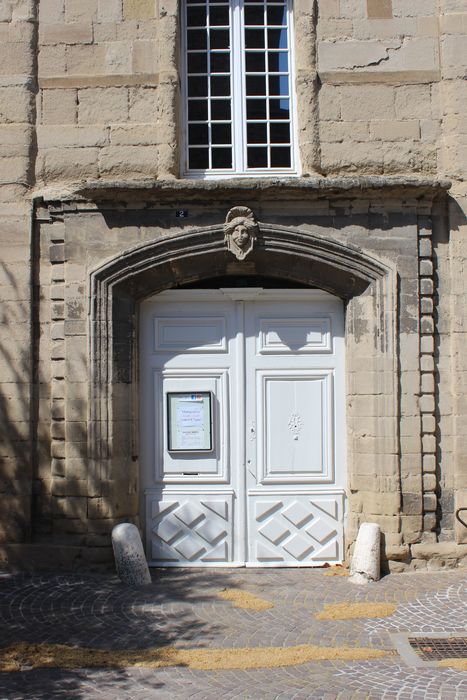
350 522 381 585
111 523 152 586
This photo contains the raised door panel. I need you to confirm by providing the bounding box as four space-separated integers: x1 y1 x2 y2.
154 369 230 482
154 317 227 353
258 318 332 354
257 371 333 483
147 492 234 565
249 493 344 565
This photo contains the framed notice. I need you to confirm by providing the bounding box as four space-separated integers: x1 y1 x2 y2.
167 392 213 452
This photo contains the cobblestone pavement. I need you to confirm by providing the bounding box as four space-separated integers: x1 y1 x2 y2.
0 567 466 699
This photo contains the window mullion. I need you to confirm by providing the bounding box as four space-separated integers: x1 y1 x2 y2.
231 0 244 173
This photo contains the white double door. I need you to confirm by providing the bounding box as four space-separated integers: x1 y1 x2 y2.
140 288 346 567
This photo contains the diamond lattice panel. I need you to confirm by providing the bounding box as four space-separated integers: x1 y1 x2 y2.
147 494 233 564
250 495 343 564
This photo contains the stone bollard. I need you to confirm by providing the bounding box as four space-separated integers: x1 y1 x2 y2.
350 522 381 585
111 523 152 586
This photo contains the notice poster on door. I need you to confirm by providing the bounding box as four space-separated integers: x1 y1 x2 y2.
167 392 212 451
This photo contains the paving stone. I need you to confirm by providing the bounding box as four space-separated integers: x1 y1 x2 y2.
0 568 465 699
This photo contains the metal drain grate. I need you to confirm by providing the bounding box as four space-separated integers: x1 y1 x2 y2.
408 637 467 660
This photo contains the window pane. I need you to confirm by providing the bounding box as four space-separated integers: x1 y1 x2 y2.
212 147 232 168
188 75 208 97
246 74 266 96
189 148 209 169
211 99 231 120
209 5 229 25
189 123 209 145
210 52 230 72
187 6 207 26
210 29 230 49
267 5 287 25
246 98 267 119
247 146 268 168
211 75 230 96
187 28 207 50
247 122 267 144
271 146 291 167
188 52 208 73
245 28 265 49
246 51 265 72
267 28 287 49
270 122 290 143
212 123 232 144
244 5 264 24
269 98 289 119
188 100 208 121
268 74 288 96
267 51 288 72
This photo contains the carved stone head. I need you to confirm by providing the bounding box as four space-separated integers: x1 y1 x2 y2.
224 206 258 260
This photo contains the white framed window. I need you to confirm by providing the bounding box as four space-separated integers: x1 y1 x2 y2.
181 0 298 177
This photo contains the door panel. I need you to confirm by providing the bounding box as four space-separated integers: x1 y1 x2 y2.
249 493 344 566
140 289 346 567
147 493 233 564
258 372 333 481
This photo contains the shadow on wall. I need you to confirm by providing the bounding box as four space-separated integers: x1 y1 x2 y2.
0 262 36 544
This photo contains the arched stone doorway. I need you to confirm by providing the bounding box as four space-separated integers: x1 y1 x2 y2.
89 223 396 564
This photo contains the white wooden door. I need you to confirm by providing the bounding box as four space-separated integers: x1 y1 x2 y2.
140 289 346 566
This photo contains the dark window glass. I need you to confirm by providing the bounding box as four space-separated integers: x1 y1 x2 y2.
267 5 286 25
187 28 207 50
210 29 230 49
188 75 208 97
188 100 208 121
246 98 267 119
211 75 230 96
212 147 232 168
212 122 232 144
245 28 265 48
211 99 231 120
267 51 288 72
246 74 266 95
210 52 230 72
247 146 268 168
271 146 291 167
188 52 208 73
245 51 265 72
188 123 209 145
209 5 229 24
189 148 209 169
244 5 264 24
247 122 267 144
187 6 207 26
269 98 289 119
268 74 288 96
270 122 290 143
267 28 287 49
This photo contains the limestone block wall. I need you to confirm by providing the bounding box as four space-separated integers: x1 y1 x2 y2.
37 0 178 180
0 0 466 567
24 188 452 569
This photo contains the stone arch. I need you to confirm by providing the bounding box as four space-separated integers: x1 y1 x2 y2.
88 224 398 553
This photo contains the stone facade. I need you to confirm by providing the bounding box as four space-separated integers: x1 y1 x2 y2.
0 0 466 571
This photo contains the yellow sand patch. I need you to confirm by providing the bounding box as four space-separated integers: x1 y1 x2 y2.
0 642 391 673
316 602 397 620
218 588 274 610
438 658 467 671
324 565 349 577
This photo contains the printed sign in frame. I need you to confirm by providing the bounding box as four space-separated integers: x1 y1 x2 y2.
167 392 213 452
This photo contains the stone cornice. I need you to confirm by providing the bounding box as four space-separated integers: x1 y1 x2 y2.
33 176 451 208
